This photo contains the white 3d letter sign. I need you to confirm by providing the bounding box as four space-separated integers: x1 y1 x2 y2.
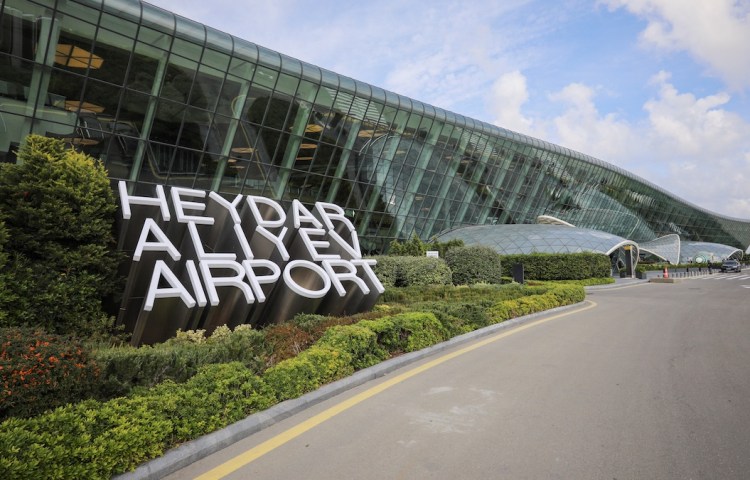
115 181 384 345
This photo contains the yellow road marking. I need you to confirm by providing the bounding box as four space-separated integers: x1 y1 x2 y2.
194 300 598 479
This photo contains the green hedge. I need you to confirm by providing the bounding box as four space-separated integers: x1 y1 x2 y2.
94 325 268 399
499 252 611 280
0 284 585 477
317 324 389 370
263 312 447 401
0 362 276 480
489 284 584 321
372 255 452 287
444 246 503 285
263 346 354 401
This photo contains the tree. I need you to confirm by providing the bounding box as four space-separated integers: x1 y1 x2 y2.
0 135 120 337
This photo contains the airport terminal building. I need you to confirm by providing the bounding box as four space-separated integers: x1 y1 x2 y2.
3 0 750 265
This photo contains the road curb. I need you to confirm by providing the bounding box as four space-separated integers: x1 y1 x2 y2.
114 300 586 480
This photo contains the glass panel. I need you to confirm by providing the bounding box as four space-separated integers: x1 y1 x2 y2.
100 12 138 39
46 68 86 111
201 47 229 72
194 152 222 190
140 5 176 35
125 43 161 93
216 78 241 118
54 23 100 74
174 15 205 45
78 78 121 118
59 1 101 25
253 65 277 89
119 89 150 131
189 65 224 111
138 141 174 183
176 106 217 151
136 26 172 51
88 30 133 86
171 37 202 65
275 72 299 97
1 5 41 85
205 27 232 56
257 47 281 70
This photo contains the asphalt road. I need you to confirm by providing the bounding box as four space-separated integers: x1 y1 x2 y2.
166 274 750 480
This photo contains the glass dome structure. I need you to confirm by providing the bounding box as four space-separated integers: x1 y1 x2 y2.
436 224 637 256
679 242 743 263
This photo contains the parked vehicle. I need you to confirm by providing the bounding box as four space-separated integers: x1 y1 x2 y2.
720 259 742 273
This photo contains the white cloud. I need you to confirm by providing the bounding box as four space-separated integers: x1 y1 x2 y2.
546 83 637 164
644 71 746 157
145 0 552 112
486 68 750 218
642 73 750 217
489 71 537 136
539 74 750 218
601 0 750 90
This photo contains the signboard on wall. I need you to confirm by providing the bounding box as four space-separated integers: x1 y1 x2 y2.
115 181 384 345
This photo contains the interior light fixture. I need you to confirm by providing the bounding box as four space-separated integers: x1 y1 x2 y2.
300 143 317 149
230 147 255 154
54 44 103 69
296 156 314 161
63 100 105 113
61 137 99 146
305 124 323 133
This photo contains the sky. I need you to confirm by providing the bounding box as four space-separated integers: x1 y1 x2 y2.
146 0 750 220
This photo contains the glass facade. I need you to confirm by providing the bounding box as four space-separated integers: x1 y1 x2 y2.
2 0 750 254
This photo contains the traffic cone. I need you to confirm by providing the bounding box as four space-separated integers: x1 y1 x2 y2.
663 267 668 278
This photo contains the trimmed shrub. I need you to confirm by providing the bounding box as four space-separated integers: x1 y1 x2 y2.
410 301 493 336
445 246 503 285
371 255 401 288
357 318 400 351
357 312 447 353
0 327 100 419
152 363 276 444
317 325 389 370
94 324 268 399
263 323 315 363
401 257 452 286
499 252 611 281
0 362 275 479
372 255 452 287
263 346 354 401
390 312 448 352
488 284 584 323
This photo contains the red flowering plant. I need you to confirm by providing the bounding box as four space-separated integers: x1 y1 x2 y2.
0 327 100 419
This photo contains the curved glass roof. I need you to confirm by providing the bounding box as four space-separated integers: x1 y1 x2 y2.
639 235 681 265
437 224 637 257
680 242 743 263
